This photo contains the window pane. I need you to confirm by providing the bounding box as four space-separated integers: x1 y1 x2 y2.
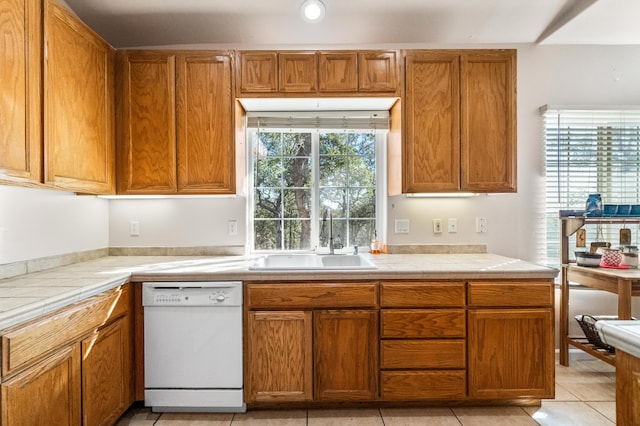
254 188 281 219
349 133 375 156
283 133 311 156
350 219 375 247
254 220 281 250
283 157 312 187
320 188 346 217
319 156 347 187
349 188 375 218
284 219 311 250
319 132 347 155
255 157 282 187
256 132 283 156
284 189 311 218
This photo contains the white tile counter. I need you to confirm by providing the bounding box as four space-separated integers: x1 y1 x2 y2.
596 320 640 358
0 253 558 330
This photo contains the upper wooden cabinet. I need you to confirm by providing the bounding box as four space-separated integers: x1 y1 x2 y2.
400 49 516 193
117 50 236 194
237 50 400 96
0 0 42 184
44 0 116 194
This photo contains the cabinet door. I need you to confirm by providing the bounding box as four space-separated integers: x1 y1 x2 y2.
245 311 313 402
81 315 132 426
404 52 460 192
238 51 278 94
177 53 235 193
279 52 317 93
44 0 115 194
461 51 516 192
314 309 378 401
0 0 41 183
1 344 81 426
116 51 177 194
468 308 554 399
359 51 398 93
319 52 357 92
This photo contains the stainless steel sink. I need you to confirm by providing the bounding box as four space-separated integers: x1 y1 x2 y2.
249 254 377 270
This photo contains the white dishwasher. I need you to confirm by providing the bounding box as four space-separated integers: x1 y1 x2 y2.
142 281 245 412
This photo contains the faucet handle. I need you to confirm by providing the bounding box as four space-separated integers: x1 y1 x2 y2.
353 245 358 255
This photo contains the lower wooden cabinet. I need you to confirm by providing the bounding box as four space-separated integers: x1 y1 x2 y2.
1 343 81 426
0 284 134 425
314 309 378 401
245 311 313 402
82 315 133 426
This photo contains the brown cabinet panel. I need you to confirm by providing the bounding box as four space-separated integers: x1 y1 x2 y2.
381 339 465 369
314 309 378 401
468 280 554 307
82 315 133 426
0 0 41 183
381 309 465 338
404 51 460 192
245 311 313 402
177 53 235 193
468 308 554 399
44 0 115 193
246 282 378 309
116 51 177 193
380 281 465 307
461 52 517 192
359 51 398 93
381 371 466 400
1 343 81 426
238 51 278 94
279 52 317 93
319 52 357 92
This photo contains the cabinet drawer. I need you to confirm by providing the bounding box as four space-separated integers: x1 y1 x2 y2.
381 339 465 369
381 371 466 400
1 284 130 377
380 281 465 307
381 309 465 338
246 282 378 309
468 280 553 307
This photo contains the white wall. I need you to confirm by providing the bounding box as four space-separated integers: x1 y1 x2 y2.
0 185 109 264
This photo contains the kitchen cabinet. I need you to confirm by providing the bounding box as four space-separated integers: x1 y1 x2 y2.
0 0 42 184
245 311 313 402
44 0 115 194
401 49 516 193
467 280 555 399
117 50 235 194
379 281 467 400
237 50 399 97
0 284 133 425
244 282 378 404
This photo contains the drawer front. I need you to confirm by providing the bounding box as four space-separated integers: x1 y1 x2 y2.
246 282 378 309
381 371 466 400
381 309 465 338
2 284 131 377
380 281 465 307
468 280 554 307
381 339 465 369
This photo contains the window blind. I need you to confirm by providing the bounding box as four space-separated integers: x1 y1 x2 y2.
541 106 640 264
246 111 389 130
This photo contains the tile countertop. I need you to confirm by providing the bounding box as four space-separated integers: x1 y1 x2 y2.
596 320 640 359
0 253 558 330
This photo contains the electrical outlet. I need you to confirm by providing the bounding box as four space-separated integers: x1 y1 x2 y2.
433 219 442 233
448 218 458 233
129 221 140 236
394 219 410 234
476 217 488 233
228 220 238 236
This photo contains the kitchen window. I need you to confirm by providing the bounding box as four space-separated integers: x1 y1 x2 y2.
542 106 640 264
247 112 387 252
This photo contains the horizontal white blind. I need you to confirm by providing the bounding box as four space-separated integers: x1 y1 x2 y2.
246 111 389 130
542 106 640 264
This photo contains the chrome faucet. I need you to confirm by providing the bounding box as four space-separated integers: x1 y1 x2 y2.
328 209 335 255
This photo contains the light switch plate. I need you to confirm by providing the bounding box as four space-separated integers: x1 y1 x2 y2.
433 219 442 233
448 218 458 233
395 219 410 234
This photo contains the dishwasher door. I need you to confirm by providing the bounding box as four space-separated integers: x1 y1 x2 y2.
143 282 244 412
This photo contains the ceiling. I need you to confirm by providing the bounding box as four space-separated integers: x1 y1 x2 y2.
62 0 640 49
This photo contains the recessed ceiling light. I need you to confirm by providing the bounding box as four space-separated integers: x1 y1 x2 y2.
300 0 325 23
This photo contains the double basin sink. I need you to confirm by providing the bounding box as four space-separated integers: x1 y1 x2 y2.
249 254 377 270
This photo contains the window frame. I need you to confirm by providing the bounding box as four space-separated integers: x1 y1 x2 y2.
247 127 387 253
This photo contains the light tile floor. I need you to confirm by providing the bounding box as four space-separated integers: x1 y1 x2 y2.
117 359 616 426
